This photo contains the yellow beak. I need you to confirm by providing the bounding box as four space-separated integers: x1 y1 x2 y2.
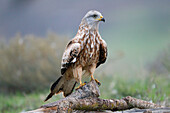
96 16 105 22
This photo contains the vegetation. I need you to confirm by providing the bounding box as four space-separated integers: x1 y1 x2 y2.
0 33 68 93
0 34 169 113
0 91 61 113
0 74 169 113
148 45 170 75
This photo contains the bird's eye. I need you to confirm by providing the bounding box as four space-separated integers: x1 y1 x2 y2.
92 14 98 18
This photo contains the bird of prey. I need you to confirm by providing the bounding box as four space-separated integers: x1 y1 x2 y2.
45 10 107 101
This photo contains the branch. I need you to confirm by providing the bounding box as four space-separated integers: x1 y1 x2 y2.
25 80 165 113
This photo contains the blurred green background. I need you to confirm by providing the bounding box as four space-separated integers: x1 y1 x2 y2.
0 0 170 112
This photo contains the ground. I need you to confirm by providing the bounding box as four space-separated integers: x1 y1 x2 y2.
0 74 169 113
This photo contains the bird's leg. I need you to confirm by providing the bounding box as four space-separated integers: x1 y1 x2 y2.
90 75 101 86
90 74 95 81
73 66 86 90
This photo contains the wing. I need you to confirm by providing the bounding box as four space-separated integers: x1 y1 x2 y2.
96 39 108 68
61 41 81 75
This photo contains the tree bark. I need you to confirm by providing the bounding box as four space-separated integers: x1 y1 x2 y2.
25 80 165 113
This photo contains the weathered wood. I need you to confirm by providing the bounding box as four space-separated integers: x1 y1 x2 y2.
25 80 166 113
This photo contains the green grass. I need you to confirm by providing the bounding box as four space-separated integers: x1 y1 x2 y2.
98 74 170 106
0 74 169 113
0 91 62 113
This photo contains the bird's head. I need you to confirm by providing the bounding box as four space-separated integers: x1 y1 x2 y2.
81 10 105 30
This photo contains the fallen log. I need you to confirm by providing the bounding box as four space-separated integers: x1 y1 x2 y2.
25 80 166 113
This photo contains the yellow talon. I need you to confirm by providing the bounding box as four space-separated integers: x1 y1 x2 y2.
95 79 101 85
91 75 101 85
75 81 86 90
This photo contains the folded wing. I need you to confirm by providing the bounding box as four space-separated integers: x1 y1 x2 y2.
61 41 81 75
96 39 107 68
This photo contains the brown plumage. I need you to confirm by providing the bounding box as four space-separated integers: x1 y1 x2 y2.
45 10 107 101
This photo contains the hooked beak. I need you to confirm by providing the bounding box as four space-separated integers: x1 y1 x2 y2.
101 17 105 22
96 16 105 22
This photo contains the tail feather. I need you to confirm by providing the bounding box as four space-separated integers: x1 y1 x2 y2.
44 92 54 102
63 80 77 97
50 76 62 91
44 76 77 101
